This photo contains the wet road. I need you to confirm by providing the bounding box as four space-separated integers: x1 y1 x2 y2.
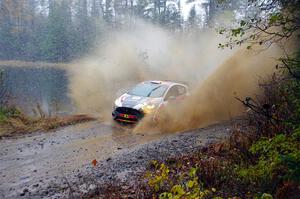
0 121 166 198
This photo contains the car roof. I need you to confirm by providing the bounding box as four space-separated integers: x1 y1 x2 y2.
143 80 188 87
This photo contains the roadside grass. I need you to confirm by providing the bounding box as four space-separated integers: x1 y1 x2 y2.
0 60 70 69
141 130 299 199
0 111 95 138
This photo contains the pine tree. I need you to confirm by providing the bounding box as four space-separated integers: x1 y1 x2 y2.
104 0 114 24
187 5 197 30
42 0 72 62
0 0 14 59
91 0 103 42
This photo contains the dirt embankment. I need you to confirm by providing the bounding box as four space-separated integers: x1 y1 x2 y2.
0 114 95 138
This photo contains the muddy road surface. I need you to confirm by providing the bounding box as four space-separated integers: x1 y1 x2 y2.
0 120 232 198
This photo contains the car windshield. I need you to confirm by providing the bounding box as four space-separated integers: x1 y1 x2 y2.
128 83 168 98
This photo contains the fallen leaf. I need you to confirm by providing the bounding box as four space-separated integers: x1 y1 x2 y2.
92 159 97 167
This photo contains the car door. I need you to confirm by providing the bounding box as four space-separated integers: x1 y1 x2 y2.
154 85 187 121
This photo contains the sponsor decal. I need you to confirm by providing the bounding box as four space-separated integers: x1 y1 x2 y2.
119 113 137 119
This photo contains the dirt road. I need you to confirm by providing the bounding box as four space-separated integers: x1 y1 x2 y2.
0 120 232 198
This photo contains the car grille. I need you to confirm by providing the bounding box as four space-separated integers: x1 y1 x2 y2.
115 107 140 115
114 107 144 122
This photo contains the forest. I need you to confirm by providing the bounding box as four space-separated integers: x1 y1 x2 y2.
0 0 249 62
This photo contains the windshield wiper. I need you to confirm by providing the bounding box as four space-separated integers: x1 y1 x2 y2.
147 86 161 97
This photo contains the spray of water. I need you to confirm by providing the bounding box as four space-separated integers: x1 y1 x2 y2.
67 21 282 132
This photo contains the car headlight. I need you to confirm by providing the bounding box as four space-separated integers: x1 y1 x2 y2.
114 99 122 108
141 104 156 114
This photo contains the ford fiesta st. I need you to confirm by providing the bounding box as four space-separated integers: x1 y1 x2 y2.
112 80 189 123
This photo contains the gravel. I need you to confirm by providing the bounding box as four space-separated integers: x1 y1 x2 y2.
0 121 232 199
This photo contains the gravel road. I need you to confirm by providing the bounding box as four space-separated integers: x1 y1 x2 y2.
0 120 232 198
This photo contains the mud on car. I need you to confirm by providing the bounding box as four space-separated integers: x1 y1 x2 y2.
112 80 189 123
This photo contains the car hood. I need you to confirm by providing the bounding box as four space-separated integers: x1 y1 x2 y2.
115 93 161 109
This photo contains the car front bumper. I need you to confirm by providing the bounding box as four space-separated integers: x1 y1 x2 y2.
112 107 144 123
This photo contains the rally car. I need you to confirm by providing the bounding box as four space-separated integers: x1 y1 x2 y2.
112 80 189 123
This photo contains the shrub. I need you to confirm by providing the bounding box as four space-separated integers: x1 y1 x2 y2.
146 163 219 199
238 127 300 191
0 106 21 123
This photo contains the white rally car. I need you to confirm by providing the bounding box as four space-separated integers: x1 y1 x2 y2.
112 80 189 123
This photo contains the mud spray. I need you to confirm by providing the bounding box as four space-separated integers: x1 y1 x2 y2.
67 21 283 133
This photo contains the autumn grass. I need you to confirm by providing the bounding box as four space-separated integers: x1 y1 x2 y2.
0 112 95 138
0 60 71 69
